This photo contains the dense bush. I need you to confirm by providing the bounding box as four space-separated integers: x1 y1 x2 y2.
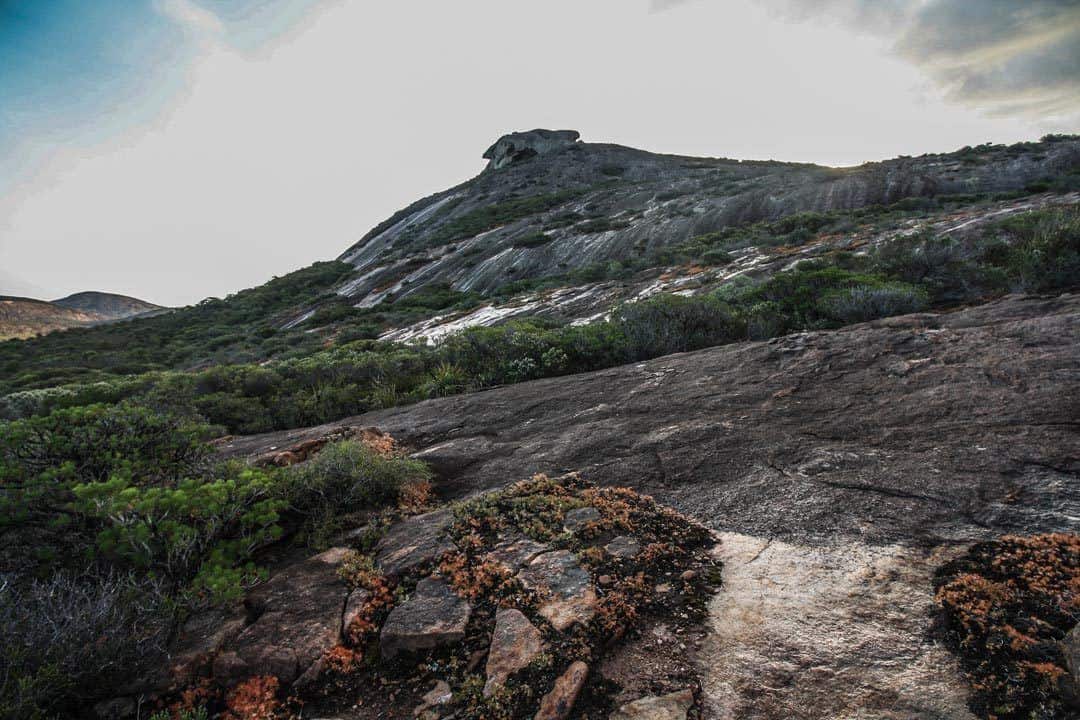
0 572 168 719
282 440 431 547
613 294 744 360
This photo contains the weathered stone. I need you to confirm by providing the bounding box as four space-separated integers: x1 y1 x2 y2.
610 689 695 720
168 605 247 689
485 533 549 571
342 587 371 635
484 608 545 696
380 577 472 660
605 536 641 559
563 507 600 533
483 129 580 170
213 547 350 685
93 697 136 720
1063 624 1080 705
535 661 589 720
518 550 597 631
375 509 455 578
414 679 453 717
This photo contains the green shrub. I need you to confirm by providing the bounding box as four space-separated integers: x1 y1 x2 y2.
613 294 744 361
282 440 431 547
819 284 929 324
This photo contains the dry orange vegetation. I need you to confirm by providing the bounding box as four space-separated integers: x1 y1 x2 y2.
935 533 1079 719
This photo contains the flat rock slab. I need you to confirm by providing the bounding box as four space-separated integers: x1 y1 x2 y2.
699 533 978 719
563 506 600 532
605 536 642 559
611 690 695 720
380 577 472 660
484 608 545 695
213 547 351 686
375 509 454 578
536 660 589 720
518 550 597 631
485 533 549 571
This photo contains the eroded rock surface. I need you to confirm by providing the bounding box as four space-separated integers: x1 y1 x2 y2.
518 549 597 631
611 689 695 720
380 577 472 660
374 508 454 578
483 608 545 695
213 547 351 685
222 294 1080 718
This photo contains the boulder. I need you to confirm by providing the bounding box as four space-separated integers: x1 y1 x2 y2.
518 550 597 631
610 689 695 720
212 547 351 685
484 608 546 695
483 129 580 170
380 577 472 660
563 507 600 533
375 508 455 579
605 536 641 559
535 661 589 720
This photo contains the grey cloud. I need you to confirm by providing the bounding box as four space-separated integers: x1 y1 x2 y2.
653 0 1080 119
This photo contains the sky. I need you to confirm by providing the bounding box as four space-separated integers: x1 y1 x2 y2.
1 0 1078 306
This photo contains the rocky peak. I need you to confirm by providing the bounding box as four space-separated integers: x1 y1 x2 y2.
482 128 581 169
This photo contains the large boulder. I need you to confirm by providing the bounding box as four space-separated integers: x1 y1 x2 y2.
380 577 472 660
212 547 351 686
482 129 580 169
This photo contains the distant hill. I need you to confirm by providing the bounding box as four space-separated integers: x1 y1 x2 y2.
0 292 163 340
53 291 162 321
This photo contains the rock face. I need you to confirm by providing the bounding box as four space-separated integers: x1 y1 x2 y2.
605 536 641 560
563 506 600 532
610 690 695 720
374 508 454 578
517 550 597 631
222 293 1080 718
380 577 472 660
484 608 545 695
213 547 351 686
1064 625 1080 701
333 129 1080 315
535 661 589 720
483 129 580 170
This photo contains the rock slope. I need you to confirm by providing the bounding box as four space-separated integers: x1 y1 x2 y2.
331 130 1079 314
221 293 1080 718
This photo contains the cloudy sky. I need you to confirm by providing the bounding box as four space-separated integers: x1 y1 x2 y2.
1 0 1078 306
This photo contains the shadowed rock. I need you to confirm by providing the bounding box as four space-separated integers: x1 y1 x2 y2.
563 506 600 533
375 508 454 579
606 536 642 560
380 577 472 660
212 547 351 686
535 660 589 720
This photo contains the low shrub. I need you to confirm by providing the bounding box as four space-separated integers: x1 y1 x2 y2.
819 283 929 324
0 572 169 719
935 533 1079 720
282 440 432 547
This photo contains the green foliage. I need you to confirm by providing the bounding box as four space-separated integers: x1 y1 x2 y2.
71 465 285 601
282 440 431 547
613 294 744 360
